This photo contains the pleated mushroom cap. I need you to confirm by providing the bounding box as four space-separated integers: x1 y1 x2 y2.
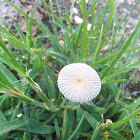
57 63 101 103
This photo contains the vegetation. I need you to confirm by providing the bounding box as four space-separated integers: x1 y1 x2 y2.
0 0 140 139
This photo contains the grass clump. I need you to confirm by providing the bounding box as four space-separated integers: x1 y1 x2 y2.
0 0 140 139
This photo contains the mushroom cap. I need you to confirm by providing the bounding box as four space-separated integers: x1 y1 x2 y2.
57 63 101 103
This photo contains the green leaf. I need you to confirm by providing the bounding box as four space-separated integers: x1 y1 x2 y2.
105 83 118 97
88 102 105 113
85 112 98 129
103 79 127 84
91 24 103 64
105 103 118 119
62 109 74 140
104 61 140 80
0 25 24 49
91 124 101 140
118 97 140 121
132 130 140 140
14 22 26 44
0 81 12 95
129 97 140 110
0 62 22 90
98 0 113 53
62 30 77 62
101 19 140 79
43 62 56 99
76 107 98 129
0 119 25 135
68 112 85 140
47 48 69 61
66 10 75 45
108 108 140 129
93 46 140 66
127 110 139 136
81 0 87 58
42 0 60 23
28 118 55 134
89 0 109 53
54 117 60 139
0 36 25 75
38 20 63 53
116 1 139 31
0 111 7 124
109 129 127 140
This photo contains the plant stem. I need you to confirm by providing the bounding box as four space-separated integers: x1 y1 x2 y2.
26 76 58 112
20 94 37 103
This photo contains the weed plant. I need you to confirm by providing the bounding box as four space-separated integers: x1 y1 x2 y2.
0 0 140 139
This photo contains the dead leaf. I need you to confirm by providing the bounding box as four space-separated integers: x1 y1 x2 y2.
101 119 113 127
59 39 64 46
22 5 33 13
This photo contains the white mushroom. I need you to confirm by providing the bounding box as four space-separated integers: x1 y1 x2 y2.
57 63 101 103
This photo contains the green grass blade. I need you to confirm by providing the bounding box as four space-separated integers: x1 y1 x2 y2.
63 31 77 62
11 100 22 120
93 46 140 66
103 79 127 84
104 61 140 80
54 117 60 139
91 24 103 64
0 36 25 75
62 109 74 140
81 0 87 58
0 62 22 90
89 0 96 35
91 123 101 140
74 24 83 49
14 22 26 44
38 20 63 53
68 113 85 140
0 119 26 135
126 110 139 136
85 112 98 129
69 0 75 21
116 0 139 31
89 0 110 52
98 0 113 53
49 0 59 40
108 108 140 129
132 130 140 140
29 0 40 43
0 25 24 49
66 10 75 46
0 111 7 124
101 19 140 79
43 61 57 99
42 0 60 22
28 118 55 134
25 16 31 53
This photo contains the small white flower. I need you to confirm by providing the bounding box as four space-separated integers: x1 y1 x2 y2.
57 63 101 103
